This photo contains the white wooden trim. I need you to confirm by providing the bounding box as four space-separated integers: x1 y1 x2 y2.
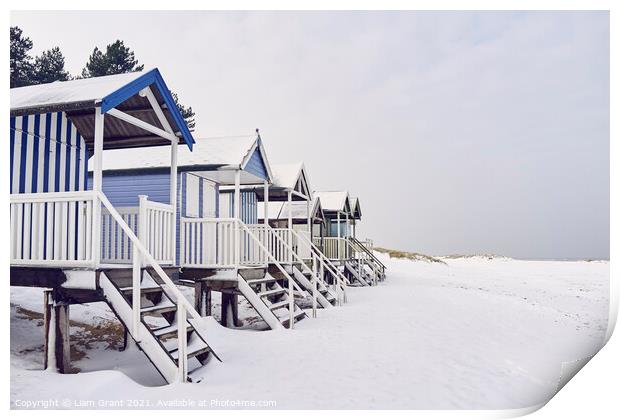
107 107 177 143
140 87 176 135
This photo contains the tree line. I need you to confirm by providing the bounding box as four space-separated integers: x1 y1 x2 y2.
10 26 195 130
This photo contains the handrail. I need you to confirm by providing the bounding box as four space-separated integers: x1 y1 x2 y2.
263 225 329 299
289 229 348 304
11 191 97 266
10 190 97 203
349 236 386 271
237 220 299 328
346 238 382 284
98 191 200 381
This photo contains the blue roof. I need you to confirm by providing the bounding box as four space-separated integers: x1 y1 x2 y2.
100 68 195 150
10 68 195 150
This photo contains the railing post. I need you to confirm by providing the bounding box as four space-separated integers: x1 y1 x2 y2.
91 193 101 267
177 303 188 382
289 269 295 329
138 195 148 267
132 247 141 340
312 253 317 318
179 218 185 267
235 219 240 269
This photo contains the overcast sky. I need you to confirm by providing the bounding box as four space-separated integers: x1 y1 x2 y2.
11 11 610 259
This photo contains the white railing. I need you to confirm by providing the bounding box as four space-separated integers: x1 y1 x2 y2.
289 229 348 306
10 191 97 267
98 192 201 382
264 227 296 264
347 237 386 284
241 224 268 266
237 221 299 328
180 219 302 268
101 206 139 264
11 192 174 268
140 196 175 266
101 195 174 265
180 217 238 268
314 237 350 261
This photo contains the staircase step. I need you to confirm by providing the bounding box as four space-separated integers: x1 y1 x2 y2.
119 286 163 295
269 300 291 311
280 309 307 327
141 301 177 316
247 277 278 286
152 322 194 340
175 279 196 287
258 288 287 298
170 336 211 360
324 293 336 302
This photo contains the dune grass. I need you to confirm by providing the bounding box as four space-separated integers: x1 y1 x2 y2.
373 247 447 264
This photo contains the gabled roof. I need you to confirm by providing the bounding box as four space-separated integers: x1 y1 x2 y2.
89 134 272 184
314 190 351 215
10 68 195 150
270 162 311 196
350 197 362 220
258 197 323 222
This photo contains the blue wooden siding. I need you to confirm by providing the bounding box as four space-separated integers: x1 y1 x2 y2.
88 171 171 207
220 191 257 223
10 112 87 194
243 146 268 181
94 168 259 264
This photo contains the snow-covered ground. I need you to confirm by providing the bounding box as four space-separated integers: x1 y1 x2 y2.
10 255 609 409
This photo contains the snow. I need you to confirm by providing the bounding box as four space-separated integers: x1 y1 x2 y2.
10 256 608 409
270 162 305 190
258 197 322 221
90 135 258 172
314 190 350 213
11 71 146 112
62 270 97 290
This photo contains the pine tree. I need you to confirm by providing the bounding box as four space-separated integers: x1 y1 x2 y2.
171 92 196 130
32 47 70 84
10 26 34 87
81 40 144 78
81 40 195 131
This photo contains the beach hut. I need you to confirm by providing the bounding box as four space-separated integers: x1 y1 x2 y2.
93 135 322 330
313 191 386 285
251 163 349 307
9 69 217 383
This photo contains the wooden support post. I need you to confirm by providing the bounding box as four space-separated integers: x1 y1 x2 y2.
234 170 241 269
312 253 317 318
287 190 293 265
170 139 178 265
221 292 240 328
195 281 212 317
306 198 311 236
337 211 341 263
44 290 71 373
264 180 269 266
91 107 104 267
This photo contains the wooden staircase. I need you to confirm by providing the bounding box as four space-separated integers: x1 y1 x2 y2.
348 237 387 282
99 267 219 383
291 266 337 308
238 273 307 329
344 260 372 286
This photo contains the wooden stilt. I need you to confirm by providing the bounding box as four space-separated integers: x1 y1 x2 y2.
194 281 212 317
221 292 240 327
221 293 231 327
43 289 71 373
231 294 241 327
204 285 212 317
